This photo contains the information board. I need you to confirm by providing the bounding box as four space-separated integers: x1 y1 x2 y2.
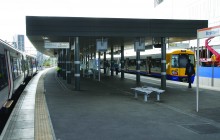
134 40 145 52
96 39 108 52
44 41 69 49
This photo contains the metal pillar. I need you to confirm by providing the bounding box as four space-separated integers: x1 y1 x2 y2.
111 46 114 76
121 44 124 79
67 38 72 84
98 52 101 60
161 37 166 90
57 50 61 77
74 37 80 90
196 39 200 112
86 55 88 69
98 52 101 81
58 50 61 68
62 49 66 80
104 52 106 74
94 52 96 59
93 52 96 79
60 49 64 77
136 51 140 84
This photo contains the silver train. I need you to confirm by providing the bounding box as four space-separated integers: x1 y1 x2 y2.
0 39 37 110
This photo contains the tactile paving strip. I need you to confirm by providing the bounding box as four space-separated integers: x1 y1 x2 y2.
35 73 54 140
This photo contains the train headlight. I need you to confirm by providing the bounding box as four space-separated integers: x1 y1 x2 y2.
171 69 178 75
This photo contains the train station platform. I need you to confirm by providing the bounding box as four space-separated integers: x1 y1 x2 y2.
1 67 220 140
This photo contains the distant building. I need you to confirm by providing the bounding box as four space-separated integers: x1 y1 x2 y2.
153 0 220 26
154 0 164 7
13 35 25 52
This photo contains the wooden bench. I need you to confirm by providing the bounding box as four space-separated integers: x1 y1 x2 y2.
131 87 165 102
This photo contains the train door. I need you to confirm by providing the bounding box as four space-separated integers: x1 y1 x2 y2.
21 55 27 80
29 57 33 76
146 57 152 74
0 52 9 108
33 58 37 74
4 50 14 99
179 54 194 75
125 58 129 71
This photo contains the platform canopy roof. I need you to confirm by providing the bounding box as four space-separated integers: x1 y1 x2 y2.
26 16 208 56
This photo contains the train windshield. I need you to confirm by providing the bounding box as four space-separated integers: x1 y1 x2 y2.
171 54 194 68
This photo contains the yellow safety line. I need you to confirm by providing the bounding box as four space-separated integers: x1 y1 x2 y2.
35 72 54 140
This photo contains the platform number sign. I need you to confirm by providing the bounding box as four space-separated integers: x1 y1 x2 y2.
96 39 108 52
134 40 145 52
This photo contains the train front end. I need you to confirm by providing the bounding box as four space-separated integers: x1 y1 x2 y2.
166 50 196 83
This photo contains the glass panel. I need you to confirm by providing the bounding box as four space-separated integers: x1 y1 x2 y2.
179 54 195 68
12 58 18 79
171 55 179 68
151 58 161 68
188 55 195 65
179 54 188 68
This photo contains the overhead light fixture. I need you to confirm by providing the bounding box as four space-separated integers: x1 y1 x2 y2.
42 36 48 40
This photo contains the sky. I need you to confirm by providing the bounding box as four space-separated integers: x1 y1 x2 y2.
2 0 213 54
0 0 154 47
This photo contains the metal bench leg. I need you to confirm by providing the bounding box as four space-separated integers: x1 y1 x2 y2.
134 92 138 99
157 94 160 101
144 94 148 102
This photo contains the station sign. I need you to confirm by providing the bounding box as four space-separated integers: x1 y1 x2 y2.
197 25 220 39
44 41 69 49
96 39 108 52
169 43 189 49
134 40 145 52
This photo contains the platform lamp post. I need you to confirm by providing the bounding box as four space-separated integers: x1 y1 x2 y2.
161 37 166 90
121 44 125 79
74 37 80 90
211 54 216 87
196 38 200 112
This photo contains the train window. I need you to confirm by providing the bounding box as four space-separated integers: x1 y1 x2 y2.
21 59 25 72
12 58 19 79
29 59 32 69
171 55 179 68
129 59 136 66
18 59 22 75
188 55 195 65
32 59 35 69
10 57 15 79
0 54 8 90
26 60 29 70
151 58 161 68
140 60 145 66
17 59 20 75
12 58 20 79
179 54 189 68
